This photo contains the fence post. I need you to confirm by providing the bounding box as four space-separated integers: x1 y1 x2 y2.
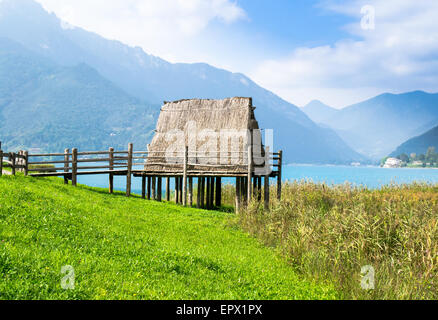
11 153 16 176
182 146 188 206
126 143 133 197
0 149 3 177
277 150 283 200
72 148 78 186
109 147 114 193
247 145 253 203
24 151 29 176
64 149 70 184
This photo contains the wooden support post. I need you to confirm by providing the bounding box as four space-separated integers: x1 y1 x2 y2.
72 148 78 186
197 178 201 208
247 145 253 203
64 149 70 185
215 177 222 207
257 177 262 201
175 177 179 204
166 177 170 202
142 175 146 199
179 177 183 204
210 177 215 208
157 177 162 202
242 177 248 206
11 153 16 176
264 175 270 211
152 177 156 200
182 146 188 206
109 147 114 193
235 177 241 213
0 149 3 177
188 177 193 207
206 177 211 209
147 176 152 200
200 177 205 208
126 143 133 197
24 151 29 176
277 150 283 201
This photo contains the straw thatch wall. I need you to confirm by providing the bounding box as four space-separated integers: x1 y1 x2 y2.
144 97 264 174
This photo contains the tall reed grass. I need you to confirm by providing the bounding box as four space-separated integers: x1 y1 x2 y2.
233 181 438 299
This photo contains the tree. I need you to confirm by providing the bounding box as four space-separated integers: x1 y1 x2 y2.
426 147 436 162
398 153 409 163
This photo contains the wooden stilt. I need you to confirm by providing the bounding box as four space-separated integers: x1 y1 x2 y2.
235 177 241 213
206 177 211 209
257 177 262 201
182 146 188 206
152 176 156 200
175 177 179 204
188 177 193 207
142 175 146 199
147 176 151 200
157 177 162 202
197 177 201 208
264 175 270 211
200 177 205 208
210 177 215 208
179 177 183 204
215 177 222 207
166 177 170 202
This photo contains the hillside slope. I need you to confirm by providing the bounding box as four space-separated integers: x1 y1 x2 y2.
322 91 438 159
390 125 438 157
302 100 339 124
0 175 336 300
0 38 157 153
0 0 365 164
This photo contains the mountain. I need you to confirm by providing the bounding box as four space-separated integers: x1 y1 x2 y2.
0 0 365 164
302 100 339 124
390 125 438 157
321 91 438 160
0 38 156 152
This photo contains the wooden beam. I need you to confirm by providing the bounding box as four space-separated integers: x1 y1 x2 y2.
72 148 78 186
0 149 3 177
11 153 16 176
24 151 29 176
200 177 205 208
166 177 170 202
215 177 222 207
126 143 133 197
182 146 188 206
235 177 241 213
210 177 215 208
206 177 211 209
108 147 114 192
175 176 179 204
157 177 162 202
264 175 270 211
247 145 253 203
277 150 283 201
147 176 151 200
197 178 201 208
142 175 146 199
188 177 193 207
152 176 156 200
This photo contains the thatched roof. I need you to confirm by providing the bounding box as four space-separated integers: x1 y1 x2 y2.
144 97 265 174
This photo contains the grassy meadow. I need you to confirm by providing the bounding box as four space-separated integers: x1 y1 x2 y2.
236 181 438 300
0 174 336 300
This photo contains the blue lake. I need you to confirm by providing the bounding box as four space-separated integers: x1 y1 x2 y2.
77 165 438 194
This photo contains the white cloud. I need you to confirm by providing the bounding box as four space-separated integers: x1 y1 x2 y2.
36 0 246 63
251 0 438 108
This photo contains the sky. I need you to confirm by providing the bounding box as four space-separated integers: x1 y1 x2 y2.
35 0 438 109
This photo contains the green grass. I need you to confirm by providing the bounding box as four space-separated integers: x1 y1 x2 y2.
238 181 438 300
0 174 337 300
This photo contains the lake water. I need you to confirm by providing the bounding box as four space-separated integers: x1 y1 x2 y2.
77 165 438 194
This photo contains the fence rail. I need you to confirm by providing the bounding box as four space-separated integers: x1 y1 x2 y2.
1 142 282 210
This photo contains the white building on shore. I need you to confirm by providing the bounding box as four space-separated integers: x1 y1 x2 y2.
383 158 403 168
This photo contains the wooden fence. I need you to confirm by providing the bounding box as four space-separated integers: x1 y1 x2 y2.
1 142 282 210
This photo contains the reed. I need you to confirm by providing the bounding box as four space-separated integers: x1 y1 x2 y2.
234 181 438 299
